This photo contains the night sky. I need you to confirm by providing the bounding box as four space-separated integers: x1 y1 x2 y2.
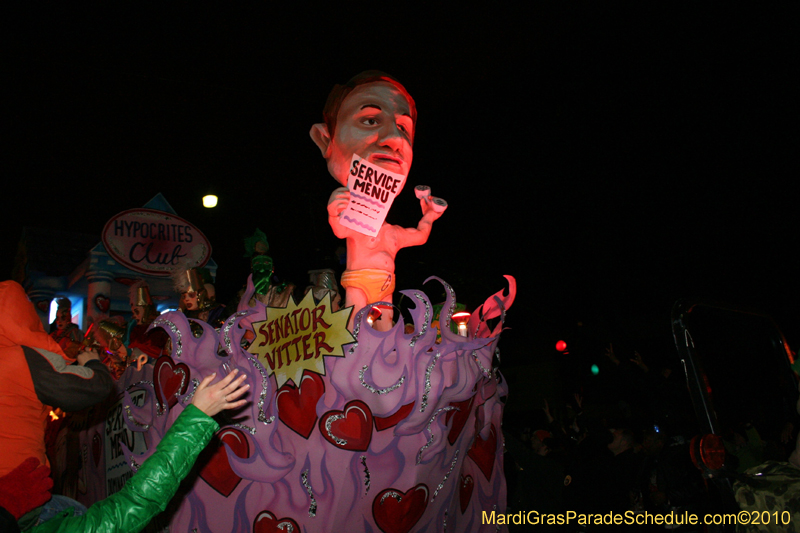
4 5 798 379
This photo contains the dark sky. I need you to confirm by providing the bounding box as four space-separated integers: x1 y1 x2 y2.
4 5 798 368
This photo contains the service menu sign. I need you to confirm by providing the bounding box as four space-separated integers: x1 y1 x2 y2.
102 208 211 276
341 154 406 237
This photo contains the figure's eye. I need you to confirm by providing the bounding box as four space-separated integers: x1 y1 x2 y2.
362 117 379 126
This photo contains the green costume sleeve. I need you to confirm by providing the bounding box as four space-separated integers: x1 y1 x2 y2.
34 404 219 533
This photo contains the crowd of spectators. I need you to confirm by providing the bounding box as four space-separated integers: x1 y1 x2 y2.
504 343 799 532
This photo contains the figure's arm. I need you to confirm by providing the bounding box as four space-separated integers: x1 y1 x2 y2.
394 194 447 249
23 346 114 412
34 371 248 533
327 187 354 239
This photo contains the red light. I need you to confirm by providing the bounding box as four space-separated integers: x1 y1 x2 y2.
556 340 567 352
700 434 725 470
452 311 471 323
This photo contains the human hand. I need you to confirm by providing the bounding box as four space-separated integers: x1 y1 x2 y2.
604 343 620 365
77 348 101 366
0 457 53 519
542 399 554 423
573 393 583 411
630 351 648 373
192 369 249 417
327 187 350 217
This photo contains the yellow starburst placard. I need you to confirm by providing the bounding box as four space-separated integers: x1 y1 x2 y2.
247 291 354 388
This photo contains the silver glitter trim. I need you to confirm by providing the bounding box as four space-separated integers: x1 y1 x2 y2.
152 317 182 358
325 413 347 446
443 510 448 532
301 470 317 517
234 423 256 435
180 379 201 405
222 311 248 356
409 292 430 347
380 491 402 505
431 450 459 502
360 455 370 495
124 404 150 430
348 308 366 356
416 406 456 464
420 351 440 412
127 380 154 391
359 364 405 395
472 350 491 378
248 356 275 424
441 281 456 330
130 456 141 473
277 522 295 532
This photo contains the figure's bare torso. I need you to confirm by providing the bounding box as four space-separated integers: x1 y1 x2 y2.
345 223 399 272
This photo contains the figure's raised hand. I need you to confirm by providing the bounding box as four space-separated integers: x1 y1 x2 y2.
192 368 249 417
420 196 447 219
327 187 351 218
415 185 447 219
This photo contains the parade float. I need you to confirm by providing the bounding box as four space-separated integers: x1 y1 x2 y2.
47 71 516 533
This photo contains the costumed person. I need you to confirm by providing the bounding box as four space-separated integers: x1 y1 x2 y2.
171 262 226 328
243 228 294 309
310 70 447 331
0 369 249 533
48 298 82 359
305 268 341 310
125 280 167 369
0 281 113 522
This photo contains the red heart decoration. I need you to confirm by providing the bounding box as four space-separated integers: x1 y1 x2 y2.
374 401 415 431
459 474 474 514
198 427 250 497
277 371 325 438
153 356 190 411
319 400 374 452
253 510 300 533
92 433 102 467
467 423 497 481
94 295 110 313
372 484 429 533
445 395 475 445
36 300 50 312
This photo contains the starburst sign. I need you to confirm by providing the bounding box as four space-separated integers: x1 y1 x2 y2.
248 291 355 387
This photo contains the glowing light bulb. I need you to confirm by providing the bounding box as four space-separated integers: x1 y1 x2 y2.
203 195 218 208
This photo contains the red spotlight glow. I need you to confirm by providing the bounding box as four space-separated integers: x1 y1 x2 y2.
556 340 567 352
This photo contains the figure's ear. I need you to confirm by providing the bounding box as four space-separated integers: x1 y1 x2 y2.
309 123 332 157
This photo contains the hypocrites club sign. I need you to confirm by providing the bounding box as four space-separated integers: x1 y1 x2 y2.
102 209 211 276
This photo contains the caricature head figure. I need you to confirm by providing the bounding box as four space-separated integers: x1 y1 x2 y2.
129 280 157 325
311 71 416 188
55 298 72 330
172 266 209 313
181 289 200 311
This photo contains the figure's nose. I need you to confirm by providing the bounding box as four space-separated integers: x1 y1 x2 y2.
377 122 406 151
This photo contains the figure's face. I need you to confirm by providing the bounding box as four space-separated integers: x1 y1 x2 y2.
326 82 414 187
131 305 146 325
182 290 198 311
56 308 71 329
